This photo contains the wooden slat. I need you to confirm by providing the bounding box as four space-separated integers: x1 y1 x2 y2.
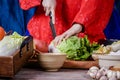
13 41 33 75
0 56 13 77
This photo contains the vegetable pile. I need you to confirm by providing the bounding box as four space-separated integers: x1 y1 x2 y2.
56 36 100 61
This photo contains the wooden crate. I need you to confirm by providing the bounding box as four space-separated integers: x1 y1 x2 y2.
0 37 33 78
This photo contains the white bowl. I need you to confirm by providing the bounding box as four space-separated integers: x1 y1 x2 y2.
98 54 120 68
92 53 105 60
37 53 66 71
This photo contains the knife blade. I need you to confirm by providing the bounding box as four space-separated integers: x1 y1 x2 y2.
49 12 56 39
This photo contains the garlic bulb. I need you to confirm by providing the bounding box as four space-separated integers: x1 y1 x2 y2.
87 66 99 78
109 76 117 80
107 70 117 79
88 66 120 80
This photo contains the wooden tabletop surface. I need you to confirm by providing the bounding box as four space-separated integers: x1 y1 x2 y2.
0 61 92 80
14 68 92 80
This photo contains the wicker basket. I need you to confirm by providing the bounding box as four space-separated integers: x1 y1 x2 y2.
62 60 98 69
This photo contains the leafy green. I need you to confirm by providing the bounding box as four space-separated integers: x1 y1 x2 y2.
56 36 100 61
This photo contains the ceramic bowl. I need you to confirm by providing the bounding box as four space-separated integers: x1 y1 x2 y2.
37 53 66 71
92 53 105 60
98 54 120 68
92 53 100 60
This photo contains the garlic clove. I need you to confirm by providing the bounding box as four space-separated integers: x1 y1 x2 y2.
107 70 113 78
116 71 120 79
96 71 102 79
89 73 96 79
99 76 108 80
100 70 106 76
112 71 117 78
99 67 108 76
100 67 108 71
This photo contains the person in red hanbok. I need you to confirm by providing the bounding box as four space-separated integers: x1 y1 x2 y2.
20 0 114 52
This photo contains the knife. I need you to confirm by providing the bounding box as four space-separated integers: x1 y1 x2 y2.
49 12 56 39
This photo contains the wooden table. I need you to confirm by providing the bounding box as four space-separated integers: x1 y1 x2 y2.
0 61 92 80
0 68 92 80
14 68 91 80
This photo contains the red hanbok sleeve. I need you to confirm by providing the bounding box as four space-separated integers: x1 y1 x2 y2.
19 0 41 10
73 0 114 31
72 0 114 42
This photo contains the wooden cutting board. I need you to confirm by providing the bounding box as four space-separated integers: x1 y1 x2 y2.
62 60 99 69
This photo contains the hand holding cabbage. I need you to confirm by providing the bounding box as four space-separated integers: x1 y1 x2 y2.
49 36 100 61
